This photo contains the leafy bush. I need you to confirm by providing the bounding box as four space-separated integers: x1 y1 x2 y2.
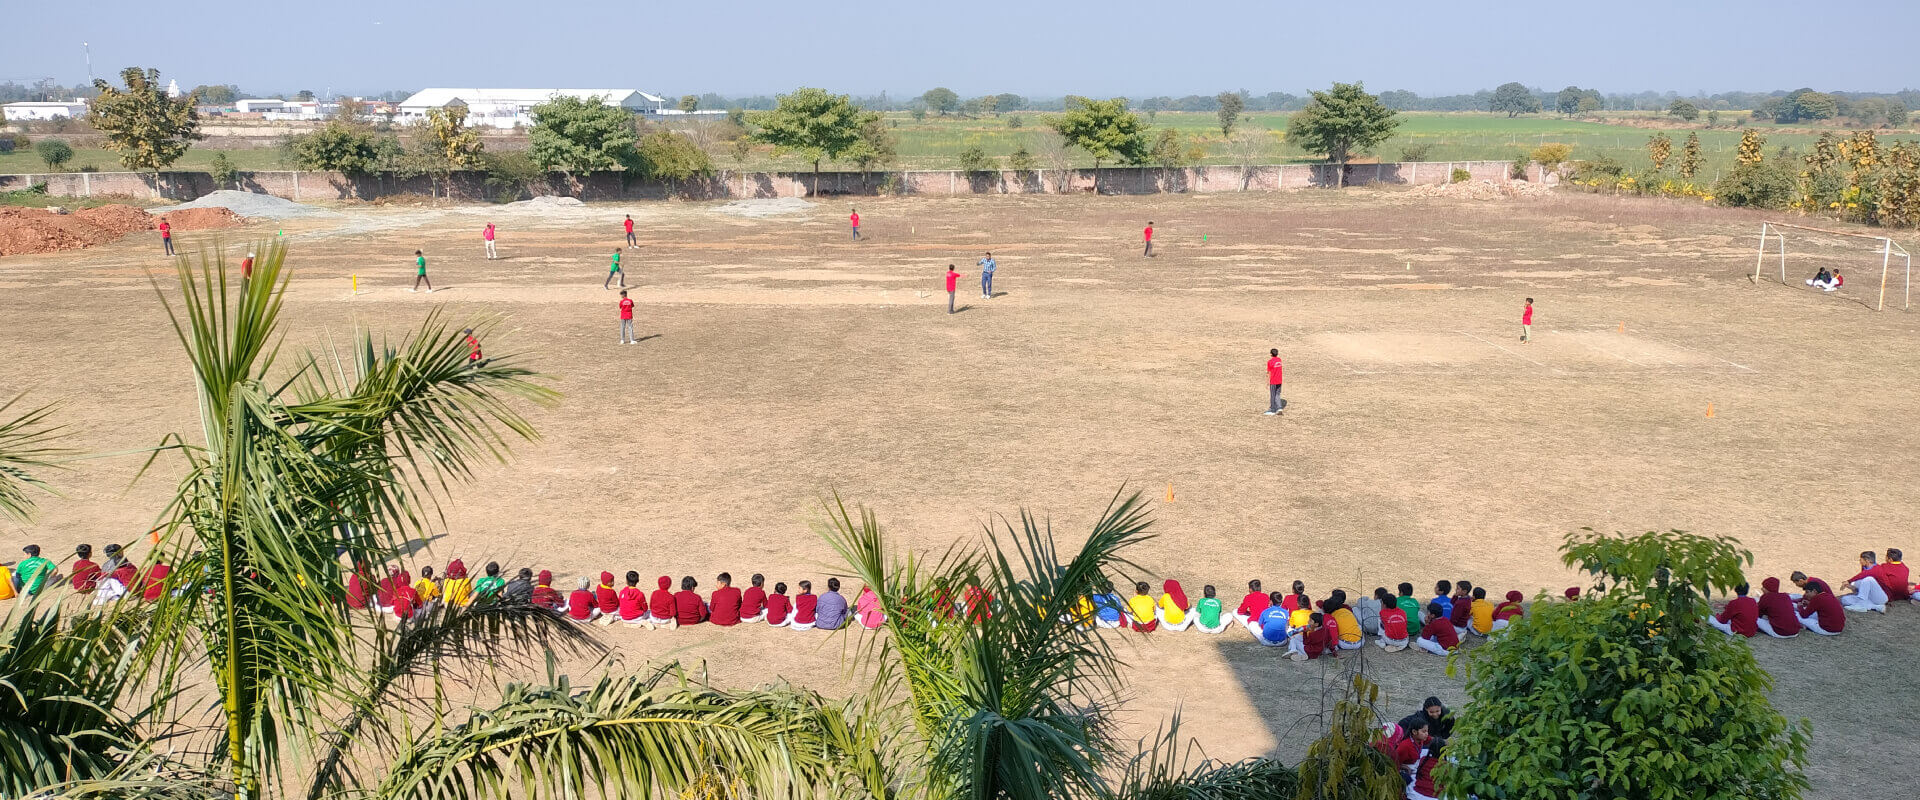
1008 146 1037 173
1529 142 1572 171
208 152 237 188
1398 142 1432 162
635 129 712 181
956 145 993 172
481 150 545 202
1450 167 1471 183
1568 156 1625 183
1714 160 1798 209
1006 115 1023 129
1509 152 1530 179
34 139 74 170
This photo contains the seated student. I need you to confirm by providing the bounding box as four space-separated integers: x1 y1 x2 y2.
1395 583 1423 628
766 582 793 627
1490 590 1525 631
649 576 678 628
617 571 649 625
594 572 620 618
1127 582 1159 632
1806 267 1834 289
741 574 768 623
1375 589 1411 651
1282 580 1307 612
1254 592 1292 647
1795 579 1845 635
791 580 819 631
814 578 848 631
1156 579 1192 632
504 568 534 603
1377 717 1429 779
1415 602 1460 656
962 584 994 622
674 576 709 626
1288 612 1335 661
567 577 598 622
442 560 475 607
855 585 886 629
390 579 421 622
412 565 443 608
1429 580 1454 620
70 544 101 592
710 573 743 626
1710 583 1759 637
93 563 136 606
1468 587 1495 636
138 561 172 602
1447 581 1474 637
1092 581 1127 630
1234 580 1271 628
14 544 57 597
376 567 404 613
346 562 373 610
101 543 130 574
1326 592 1364 650
1401 697 1455 741
474 562 506 600
1192 585 1231 634
1753 577 1801 638
1407 740 1447 800
1841 550 1901 613
1068 593 1097 630
1354 588 1385 638
1286 594 1313 634
531 570 563 611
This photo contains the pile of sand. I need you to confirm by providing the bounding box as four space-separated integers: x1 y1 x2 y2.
1406 180 1554 201
159 207 245 230
503 195 585 209
0 204 244 257
155 190 334 219
715 197 813 218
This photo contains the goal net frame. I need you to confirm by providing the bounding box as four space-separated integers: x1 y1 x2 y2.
1752 221 1912 311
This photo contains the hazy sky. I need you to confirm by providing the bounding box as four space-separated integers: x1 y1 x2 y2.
8 0 1918 98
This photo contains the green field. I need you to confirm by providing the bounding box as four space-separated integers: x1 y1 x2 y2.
0 146 287 176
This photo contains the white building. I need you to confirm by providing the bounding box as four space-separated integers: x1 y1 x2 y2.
234 99 287 113
396 88 666 129
262 101 335 121
3 101 89 121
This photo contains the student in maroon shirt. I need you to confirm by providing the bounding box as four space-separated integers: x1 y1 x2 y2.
1795 579 1845 635
69 544 101 593
594 572 619 616
709 572 743 626
1415 602 1460 655
741 573 768 623
1288 612 1335 662
617 571 648 625
1490 590 1525 632
674 575 708 626
567 577 597 622
649 575 677 628
1710 583 1759 637
1408 740 1446 800
791 580 818 630
1754 577 1801 638
138 562 172 602
1448 580 1474 636
765 582 793 627
1841 550 1900 613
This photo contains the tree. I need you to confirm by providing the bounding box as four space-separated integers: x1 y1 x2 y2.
750 87 878 177
992 93 1026 113
1555 86 1585 116
1292 674 1404 799
1889 101 1910 128
920 87 959 115
289 122 388 175
1738 128 1766 165
294 89 316 101
635 129 712 181
34 138 73 170
1216 91 1246 137
1530 142 1572 172
1032 129 1076 193
1491 82 1541 117
1668 99 1700 121
678 94 699 112
846 115 898 174
1149 129 1199 168
1647 133 1672 171
1285 82 1400 188
528 95 641 189
208 151 237 188
1707 109 1722 128
85 67 202 170
1048 96 1148 188
1678 132 1703 178
962 95 998 117
1575 94 1601 115
190 84 239 105
957 145 993 172
1444 529 1811 799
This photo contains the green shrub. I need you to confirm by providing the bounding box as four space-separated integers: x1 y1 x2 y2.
1450 167 1471 183
481 150 544 202
208 152 237 188
1569 156 1625 183
1529 142 1573 171
1399 142 1432 162
34 139 74 171
1007 115 1023 129
1008 146 1037 172
957 145 993 172
1714 160 1798 209
1509 152 1530 179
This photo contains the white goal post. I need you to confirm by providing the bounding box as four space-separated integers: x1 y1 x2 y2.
1753 221 1912 311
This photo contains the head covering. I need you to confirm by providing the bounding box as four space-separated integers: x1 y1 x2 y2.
658 575 671 590
1163 579 1189 609
1762 577 1780 593
1505 590 1523 603
445 559 468 580
536 570 552 585
1564 586 1581 599
600 571 614 587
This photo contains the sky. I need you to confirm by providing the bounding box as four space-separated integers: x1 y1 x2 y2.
6 0 1918 99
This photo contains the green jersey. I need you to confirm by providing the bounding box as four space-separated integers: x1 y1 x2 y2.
1194 596 1223 628
610 252 622 271
474 576 505 597
416 255 426 275
16 556 53 593
1396 595 1422 625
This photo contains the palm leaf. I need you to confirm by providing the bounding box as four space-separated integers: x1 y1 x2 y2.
1099 714 1300 800
0 604 154 795
0 393 71 522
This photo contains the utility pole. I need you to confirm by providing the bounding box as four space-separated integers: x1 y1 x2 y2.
83 42 92 83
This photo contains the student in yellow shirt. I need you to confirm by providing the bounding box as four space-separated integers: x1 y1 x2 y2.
411 565 442 607
1155 580 1192 631
441 559 475 607
1468 587 1496 636
1127 582 1159 632
1326 590 1365 651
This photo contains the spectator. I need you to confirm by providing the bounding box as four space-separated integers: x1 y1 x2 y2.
1754 577 1801 638
1710 583 1759 637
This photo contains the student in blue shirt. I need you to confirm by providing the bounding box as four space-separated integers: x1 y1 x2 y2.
1256 591 1292 647
1092 581 1125 629
1430 580 1455 619
978 252 997 298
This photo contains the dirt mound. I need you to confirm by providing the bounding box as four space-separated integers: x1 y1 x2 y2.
0 207 116 256
1406 180 1554 201
73 204 156 236
155 190 333 219
159 207 243 230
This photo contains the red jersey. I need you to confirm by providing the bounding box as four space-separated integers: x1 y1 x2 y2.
1236 591 1270 618
1266 357 1284 385
1412 755 1441 797
674 590 707 625
1418 617 1458 650
346 573 370 609
741 586 767 617
391 585 419 620
1143 226 1153 241
709 586 742 626
766 593 791 624
465 335 481 361
650 581 676 619
1379 606 1410 639
619 298 634 320
850 212 860 228
624 218 634 233
794 593 818 624
483 225 495 241
139 564 171 602
595 582 619 614
70 560 100 592
1448 596 1472 628
1715 596 1759 637
1849 562 1909 600
1522 305 1534 325
159 221 171 237
618 587 646 620
567 589 595 620
1754 590 1801 635
945 271 959 292
240 256 254 278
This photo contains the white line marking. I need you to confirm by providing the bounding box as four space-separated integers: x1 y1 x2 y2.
1641 335 1758 372
1457 330 1554 372
1553 329 1645 366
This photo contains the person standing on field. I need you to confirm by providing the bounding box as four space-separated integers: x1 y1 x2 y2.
624 215 636 246
604 248 625 290
978 252 997 298
1521 297 1534 342
1143 221 1154 257
159 219 174 255
411 250 431 292
483 223 497 260
850 208 861 240
1265 348 1285 416
618 290 635 344
945 264 960 314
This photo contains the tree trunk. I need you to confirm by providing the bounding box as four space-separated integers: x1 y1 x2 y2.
1336 158 1346 189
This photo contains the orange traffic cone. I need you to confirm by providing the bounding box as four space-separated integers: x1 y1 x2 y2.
1706 403 1716 418
1165 483 1175 503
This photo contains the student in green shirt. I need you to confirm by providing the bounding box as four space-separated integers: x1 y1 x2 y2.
411 250 432 293
14 544 56 595
604 248 625 289
1395 582 1423 626
474 561 506 598
1192 584 1230 634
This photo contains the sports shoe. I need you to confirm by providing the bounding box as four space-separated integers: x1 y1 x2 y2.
1264 410 1277 416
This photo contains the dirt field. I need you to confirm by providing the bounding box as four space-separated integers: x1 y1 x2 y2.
3 188 1917 795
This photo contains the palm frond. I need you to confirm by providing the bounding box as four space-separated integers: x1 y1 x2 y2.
374 664 886 800
0 603 153 796
16 749 228 800
0 393 71 522
1099 714 1299 800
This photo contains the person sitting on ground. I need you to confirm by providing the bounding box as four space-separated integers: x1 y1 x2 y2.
1796 578 1845 635
93 562 135 606
594 571 620 618
1430 580 1454 620
962 583 994 622
1468 586 1496 636
1448 581 1475 636
674 576 709 626
503 567 534 604
376 567 404 613
1282 580 1307 612
14 545 56 596
741 573 768 623
1192 585 1231 634
567 577 598 622
101 543 129 574
441 560 474 607
856 585 886 629
1354 587 1384 639
1806 267 1833 290
1287 594 1313 634
346 561 373 610
766 582 792 627
1490 590 1525 631
1091 581 1126 629
475 561 506 600
390 578 421 622
1379 717 1429 779
1395 582 1423 627
1843 549 1904 613
1376 588 1411 651
1156 579 1192 632
1126 581 1159 632
1255 591 1292 647
1326 591 1365 651
617 571 649 625
531 570 563 611
1234 579 1270 629
411 565 442 608
814 578 848 631
1289 612 1335 661
648 576 677 628
1710 582 1759 637
1068 592 1096 630
1754 577 1801 637
1402 697 1455 741
791 580 818 631
710 572 743 626
137 560 171 602
70 544 101 593
1408 740 1447 800
1416 602 1460 656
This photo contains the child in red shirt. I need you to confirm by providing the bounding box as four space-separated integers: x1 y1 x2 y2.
944 265 960 314
1143 222 1154 257
709 572 743 626
791 580 818 630
674 576 708 626
649 575 677 627
766 582 793 627
741 573 768 623
567 577 598 622
849 209 861 240
1288 612 1335 661
159 219 174 255
1754 577 1800 638
617 572 649 625
1710 582 1759 637
1415 602 1459 655
1521 297 1534 342
594 572 619 617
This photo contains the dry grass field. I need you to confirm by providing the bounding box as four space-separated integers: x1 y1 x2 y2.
3 188 1917 795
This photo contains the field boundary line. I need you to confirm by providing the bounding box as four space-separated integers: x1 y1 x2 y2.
1455 329 1558 374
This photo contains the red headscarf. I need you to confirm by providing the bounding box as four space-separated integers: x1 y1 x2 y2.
445 559 468 580
1762 577 1781 593
531 570 560 609
1163 579 1189 610
649 576 675 619
1563 586 1581 600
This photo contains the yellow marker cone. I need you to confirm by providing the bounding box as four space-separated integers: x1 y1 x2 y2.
1706 403 1715 418
351 274 358 293
1165 483 1175 503
1618 322 1625 333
